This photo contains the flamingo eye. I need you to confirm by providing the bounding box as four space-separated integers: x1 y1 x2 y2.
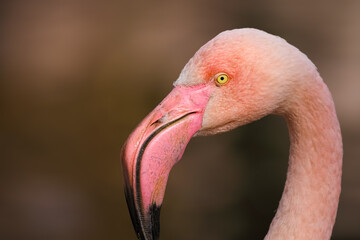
215 73 229 86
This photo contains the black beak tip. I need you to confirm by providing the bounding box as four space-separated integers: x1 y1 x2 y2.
124 184 162 240
149 203 162 240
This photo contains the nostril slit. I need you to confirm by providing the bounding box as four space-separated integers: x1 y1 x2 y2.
150 119 161 126
150 115 167 126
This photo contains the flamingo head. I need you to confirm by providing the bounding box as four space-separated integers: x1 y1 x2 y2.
121 28 313 240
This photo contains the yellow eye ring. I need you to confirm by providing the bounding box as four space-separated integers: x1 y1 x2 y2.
215 73 229 86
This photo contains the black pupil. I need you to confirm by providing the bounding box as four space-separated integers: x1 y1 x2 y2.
220 77 224 80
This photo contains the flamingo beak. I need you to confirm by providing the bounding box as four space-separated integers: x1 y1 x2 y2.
121 84 212 240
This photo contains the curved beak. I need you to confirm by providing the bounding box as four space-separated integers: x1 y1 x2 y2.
121 84 212 240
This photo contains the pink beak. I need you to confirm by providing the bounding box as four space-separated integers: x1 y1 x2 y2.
121 84 212 240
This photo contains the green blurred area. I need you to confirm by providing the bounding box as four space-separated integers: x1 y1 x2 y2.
1 1 359 239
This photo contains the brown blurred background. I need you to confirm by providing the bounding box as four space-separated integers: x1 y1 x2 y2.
0 0 359 239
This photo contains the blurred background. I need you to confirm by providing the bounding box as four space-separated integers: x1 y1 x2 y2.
1 0 359 239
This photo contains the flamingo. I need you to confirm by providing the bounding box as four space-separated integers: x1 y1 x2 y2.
121 28 343 240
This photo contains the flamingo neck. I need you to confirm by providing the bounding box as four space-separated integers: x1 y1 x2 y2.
265 76 343 240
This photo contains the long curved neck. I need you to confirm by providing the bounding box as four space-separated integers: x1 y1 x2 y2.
265 76 343 240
